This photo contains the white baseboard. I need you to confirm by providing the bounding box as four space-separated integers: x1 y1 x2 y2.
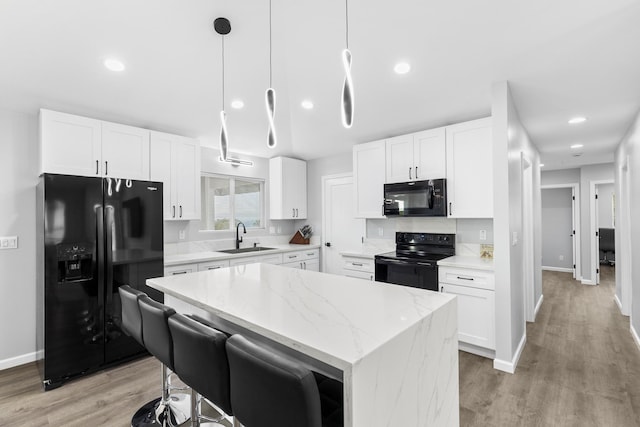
632 324 640 353
581 279 596 285
0 351 38 371
534 294 544 320
542 266 573 273
493 333 527 374
459 342 495 359
614 294 624 313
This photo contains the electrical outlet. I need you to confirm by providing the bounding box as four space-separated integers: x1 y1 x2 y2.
0 236 18 249
179 230 186 240
378 227 384 237
277 226 282 234
479 230 487 241
559 255 564 261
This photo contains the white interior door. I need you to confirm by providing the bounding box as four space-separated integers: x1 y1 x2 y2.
595 186 600 285
572 187 577 279
322 175 365 275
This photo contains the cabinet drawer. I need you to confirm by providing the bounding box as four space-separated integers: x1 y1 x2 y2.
439 266 494 290
342 256 374 273
229 255 263 267
283 248 318 262
198 260 230 271
164 264 196 276
344 270 374 281
260 253 283 265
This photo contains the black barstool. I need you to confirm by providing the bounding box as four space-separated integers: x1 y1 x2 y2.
168 313 233 426
138 295 190 427
119 285 164 427
226 334 343 427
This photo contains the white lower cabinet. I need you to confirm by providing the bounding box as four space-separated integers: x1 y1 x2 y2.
342 255 375 281
281 248 319 271
439 266 495 356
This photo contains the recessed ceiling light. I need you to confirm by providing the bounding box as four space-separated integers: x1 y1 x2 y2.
394 62 411 74
231 100 244 109
568 117 586 124
301 100 314 110
570 144 583 149
104 58 125 72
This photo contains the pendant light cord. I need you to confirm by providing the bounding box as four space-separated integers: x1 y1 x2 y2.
221 36 225 110
269 0 273 87
345 0 349 48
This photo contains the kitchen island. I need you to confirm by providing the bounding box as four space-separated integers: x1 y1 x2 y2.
147 263 459 426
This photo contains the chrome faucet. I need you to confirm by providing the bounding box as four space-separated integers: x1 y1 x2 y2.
236 221 247 249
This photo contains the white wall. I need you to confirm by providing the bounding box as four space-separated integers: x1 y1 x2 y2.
0 109 38 368
541 188 573 270
492 81 542 372
614 107 640 337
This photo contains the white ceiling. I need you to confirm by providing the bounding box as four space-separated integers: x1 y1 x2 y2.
1 0 639 168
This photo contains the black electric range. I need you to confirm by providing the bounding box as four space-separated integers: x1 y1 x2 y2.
375 232 455 291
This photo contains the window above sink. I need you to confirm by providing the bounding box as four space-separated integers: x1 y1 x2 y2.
200 173 265 231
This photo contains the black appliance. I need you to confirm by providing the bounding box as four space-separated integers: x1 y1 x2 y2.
375 232 455 291
36 174 164 390
383 179 447 217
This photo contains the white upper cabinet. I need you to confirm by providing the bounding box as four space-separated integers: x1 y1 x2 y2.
101 121 149 180
40 109 102 177
413 127 446 180
150 131 201 221
446 117 493 218
385 134 414 183
353 140 386 218
269 157 307 220
40 109 150 180
385 128 445 183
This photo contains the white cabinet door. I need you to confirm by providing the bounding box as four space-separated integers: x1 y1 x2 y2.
229 256 263 267
269 157 307 219
150 132 201 221
149 133 174 220
173 138 201 220
344 270 374 281
441 283 495 350
446 118 493 218
385 134 414 183
40 109 102 177
281 260 304 269
413 127 446 180
353 140 386 218
304 259 320 271
260 253 283 265
101 121 150 180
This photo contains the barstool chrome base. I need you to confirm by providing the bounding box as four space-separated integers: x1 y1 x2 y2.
130 393 191 427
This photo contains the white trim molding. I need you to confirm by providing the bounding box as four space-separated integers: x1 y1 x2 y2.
542 266 573 273
581 279 596 286
493 333 527 374
632 324 640 353
614 294 624 313
0 351 37 371
534 294 544 320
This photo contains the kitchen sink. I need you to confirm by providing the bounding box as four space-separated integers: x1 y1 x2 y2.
218 247 275 254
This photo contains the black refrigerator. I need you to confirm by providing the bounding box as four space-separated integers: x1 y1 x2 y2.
36 174 164 390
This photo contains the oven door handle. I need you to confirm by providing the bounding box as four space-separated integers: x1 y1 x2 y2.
375 258 410 266
415 262 435 268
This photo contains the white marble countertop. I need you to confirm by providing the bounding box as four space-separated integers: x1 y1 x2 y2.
339 248 382 259
164 244 321 267
148 263 454 367
437 255 495 271
339 239 395 259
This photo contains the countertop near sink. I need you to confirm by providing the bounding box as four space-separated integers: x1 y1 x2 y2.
339 239 396 259
437 255 494 271
165 244 321 267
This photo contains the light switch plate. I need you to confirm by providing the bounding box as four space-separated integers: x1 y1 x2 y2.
178 230 186 240
479 230 487 241
0 236 18 249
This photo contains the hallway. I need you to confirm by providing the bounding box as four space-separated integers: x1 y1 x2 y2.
460 266 640 426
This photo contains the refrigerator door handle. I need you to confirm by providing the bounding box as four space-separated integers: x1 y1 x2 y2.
105 206 115 309
96 205 105 309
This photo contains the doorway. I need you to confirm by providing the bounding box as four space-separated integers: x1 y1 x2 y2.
321 174 365 275
590 180 615 285
541 184 580 281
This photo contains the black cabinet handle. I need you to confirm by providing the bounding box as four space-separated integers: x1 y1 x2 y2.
415 166 418 179
441 286 444 292
96 160 99 175
105 161 108 175
179 205 183 218
409 167 412 180
457 276 474 281
325 242 331 247
172 206 176 218
449 202 452 216
172 271 188 275
292 208 295 217
352 262 363 267
208 266 221 270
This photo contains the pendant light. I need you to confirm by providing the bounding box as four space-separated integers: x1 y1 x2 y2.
266 0 277 148
214 17 231 161
341 0 354 128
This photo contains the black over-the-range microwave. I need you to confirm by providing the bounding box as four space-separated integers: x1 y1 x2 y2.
383 179 447 217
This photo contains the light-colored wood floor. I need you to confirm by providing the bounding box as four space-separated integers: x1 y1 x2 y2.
1 266 639 426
